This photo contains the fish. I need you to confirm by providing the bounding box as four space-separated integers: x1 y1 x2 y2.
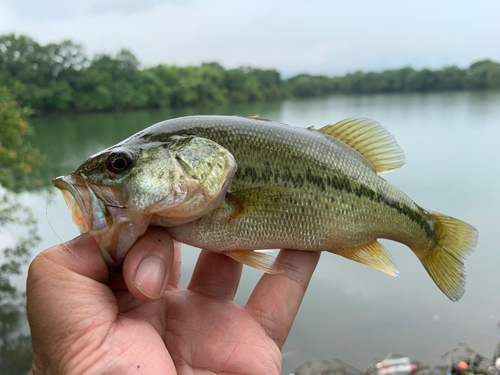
52 115 478 301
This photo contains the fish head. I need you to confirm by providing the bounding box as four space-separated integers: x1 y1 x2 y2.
52 137 236 268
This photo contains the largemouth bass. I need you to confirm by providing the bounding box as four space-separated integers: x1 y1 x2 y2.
53 116 477 301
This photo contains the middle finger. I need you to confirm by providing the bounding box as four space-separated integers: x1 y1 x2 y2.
187 250 243 300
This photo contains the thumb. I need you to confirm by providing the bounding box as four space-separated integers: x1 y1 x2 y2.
122 226 177 302
26 233 111 373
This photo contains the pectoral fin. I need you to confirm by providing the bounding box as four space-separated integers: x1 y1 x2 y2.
331 240 398 276
226 186 292 219
224 250 282 274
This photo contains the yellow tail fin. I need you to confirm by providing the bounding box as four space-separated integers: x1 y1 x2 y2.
419 212 478 302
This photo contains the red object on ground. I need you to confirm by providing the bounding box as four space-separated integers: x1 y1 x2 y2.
411 365 418 372
458 362 468 370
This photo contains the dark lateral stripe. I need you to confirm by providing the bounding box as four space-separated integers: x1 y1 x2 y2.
236 164 306 189
235 165 434 237
322 169 434 237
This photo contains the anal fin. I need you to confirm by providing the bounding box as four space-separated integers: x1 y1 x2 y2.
330 240 398 276
224 250 282 274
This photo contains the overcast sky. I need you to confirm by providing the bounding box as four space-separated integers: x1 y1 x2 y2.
0 0 498 77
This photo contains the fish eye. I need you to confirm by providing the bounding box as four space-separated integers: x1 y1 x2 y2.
106 152 133 174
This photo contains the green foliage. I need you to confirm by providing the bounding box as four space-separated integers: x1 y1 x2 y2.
246 68 284 100
465 59 500 89
0 33 499 114
406 69 437 91
0 33 287 113
224 68 262 102
284 60 500 98
434 66 466 90
288 74 336 97
0 87 44 192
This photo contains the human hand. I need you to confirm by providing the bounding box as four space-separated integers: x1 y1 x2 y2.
27 227 320 375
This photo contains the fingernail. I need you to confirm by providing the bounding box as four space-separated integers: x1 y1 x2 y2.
134 256 166 299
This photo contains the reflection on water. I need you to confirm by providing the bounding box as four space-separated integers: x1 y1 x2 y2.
9 91 500 374
0 192 40 374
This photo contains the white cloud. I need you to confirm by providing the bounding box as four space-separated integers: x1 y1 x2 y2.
0 0 499 76
0 0 187 20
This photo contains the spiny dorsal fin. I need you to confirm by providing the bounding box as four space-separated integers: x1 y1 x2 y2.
330 240 399 276
242 115 271 122
317 118 405 174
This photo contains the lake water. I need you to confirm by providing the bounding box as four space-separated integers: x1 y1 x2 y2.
5 91 500 374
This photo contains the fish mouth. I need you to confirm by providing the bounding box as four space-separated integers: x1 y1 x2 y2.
53 175 92 234
53 174 146 269
52 175 112 235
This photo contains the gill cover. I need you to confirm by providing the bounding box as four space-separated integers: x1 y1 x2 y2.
150 136 237 226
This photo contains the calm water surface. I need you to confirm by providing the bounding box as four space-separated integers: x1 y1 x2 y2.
8 91 500 374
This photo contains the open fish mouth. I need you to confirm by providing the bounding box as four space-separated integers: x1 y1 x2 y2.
53 175 92 234
53 174 144 268
52 175 113 235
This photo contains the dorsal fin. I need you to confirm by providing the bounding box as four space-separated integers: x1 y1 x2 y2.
242 115 271 122
317 118 405 174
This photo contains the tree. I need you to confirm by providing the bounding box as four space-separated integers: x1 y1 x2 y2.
0 87 43 192
289 75 322 97
406 69 437 91
45 39 88 79
465 60 500 89
1 33 499 114
0 34 41 84
246 68 284 100
434 66 466 91
115 48 140 72
337 71 364 93
359 72 387 93
468 59 496 72
378 67 415 92
486 64 500 89
223 68 263 103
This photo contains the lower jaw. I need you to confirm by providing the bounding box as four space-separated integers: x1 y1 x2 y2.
54 179 91 234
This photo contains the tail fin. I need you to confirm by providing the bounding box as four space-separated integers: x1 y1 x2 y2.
420 212 478 302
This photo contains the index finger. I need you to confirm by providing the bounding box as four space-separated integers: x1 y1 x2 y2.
246 249 320 349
